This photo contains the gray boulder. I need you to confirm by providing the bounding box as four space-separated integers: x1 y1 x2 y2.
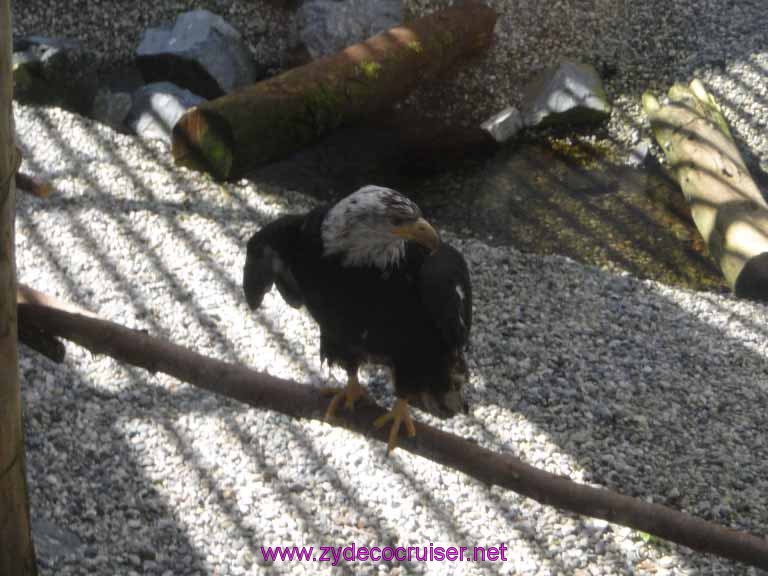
126 82 205 143
136 10 259 99
480 106 523 144
296 0 403 58
91 65 148 131
13 36 98 113
91 90 134 131
521 61 611 128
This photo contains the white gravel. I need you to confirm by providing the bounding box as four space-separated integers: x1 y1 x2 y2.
15 103 768 576
11 1 768 575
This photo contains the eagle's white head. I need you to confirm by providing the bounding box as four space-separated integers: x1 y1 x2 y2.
321 185 440 270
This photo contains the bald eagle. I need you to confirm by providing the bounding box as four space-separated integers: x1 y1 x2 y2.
243 186 471 452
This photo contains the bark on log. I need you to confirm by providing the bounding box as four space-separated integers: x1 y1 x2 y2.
0 0 38 571
172 1 497 180
643 79 768 299
16 297 768 570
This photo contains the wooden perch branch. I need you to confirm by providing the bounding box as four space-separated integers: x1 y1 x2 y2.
17 322 64 363
15 295 768 569
643 80 768 300
17 283 96 317
15 284 98 362
172 1 497 179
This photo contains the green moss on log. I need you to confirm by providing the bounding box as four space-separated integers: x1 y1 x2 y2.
358 60 382 79
407 40 423 54
304 83 344 133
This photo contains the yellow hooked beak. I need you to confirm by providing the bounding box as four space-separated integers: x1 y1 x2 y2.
391 217 440 254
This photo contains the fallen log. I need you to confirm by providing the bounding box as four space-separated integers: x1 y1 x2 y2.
16 293 768 570
643 80 768 299
172 1 497 180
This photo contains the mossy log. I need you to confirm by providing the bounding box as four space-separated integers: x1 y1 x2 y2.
643 80 768 299
172 1 497 180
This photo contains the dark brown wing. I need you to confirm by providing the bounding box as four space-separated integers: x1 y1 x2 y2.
417 242 472 350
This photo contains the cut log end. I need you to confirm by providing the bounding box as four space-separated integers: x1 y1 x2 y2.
172 108 235 180
734 251 768 300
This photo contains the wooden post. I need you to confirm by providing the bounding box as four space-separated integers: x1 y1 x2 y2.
0 0 38 574
172 1 497 179
643 80 768 299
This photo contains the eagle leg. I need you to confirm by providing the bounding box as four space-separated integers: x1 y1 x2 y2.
373 398 416 454
322 371 365 420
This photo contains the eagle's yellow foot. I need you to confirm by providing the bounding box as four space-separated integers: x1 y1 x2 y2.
322 374 364 420
373 399 416 454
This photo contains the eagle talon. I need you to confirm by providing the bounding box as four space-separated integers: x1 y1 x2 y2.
322 373 364 420
373 399 416 453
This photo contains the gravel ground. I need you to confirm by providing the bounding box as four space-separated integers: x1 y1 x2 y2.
11 1 768 575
